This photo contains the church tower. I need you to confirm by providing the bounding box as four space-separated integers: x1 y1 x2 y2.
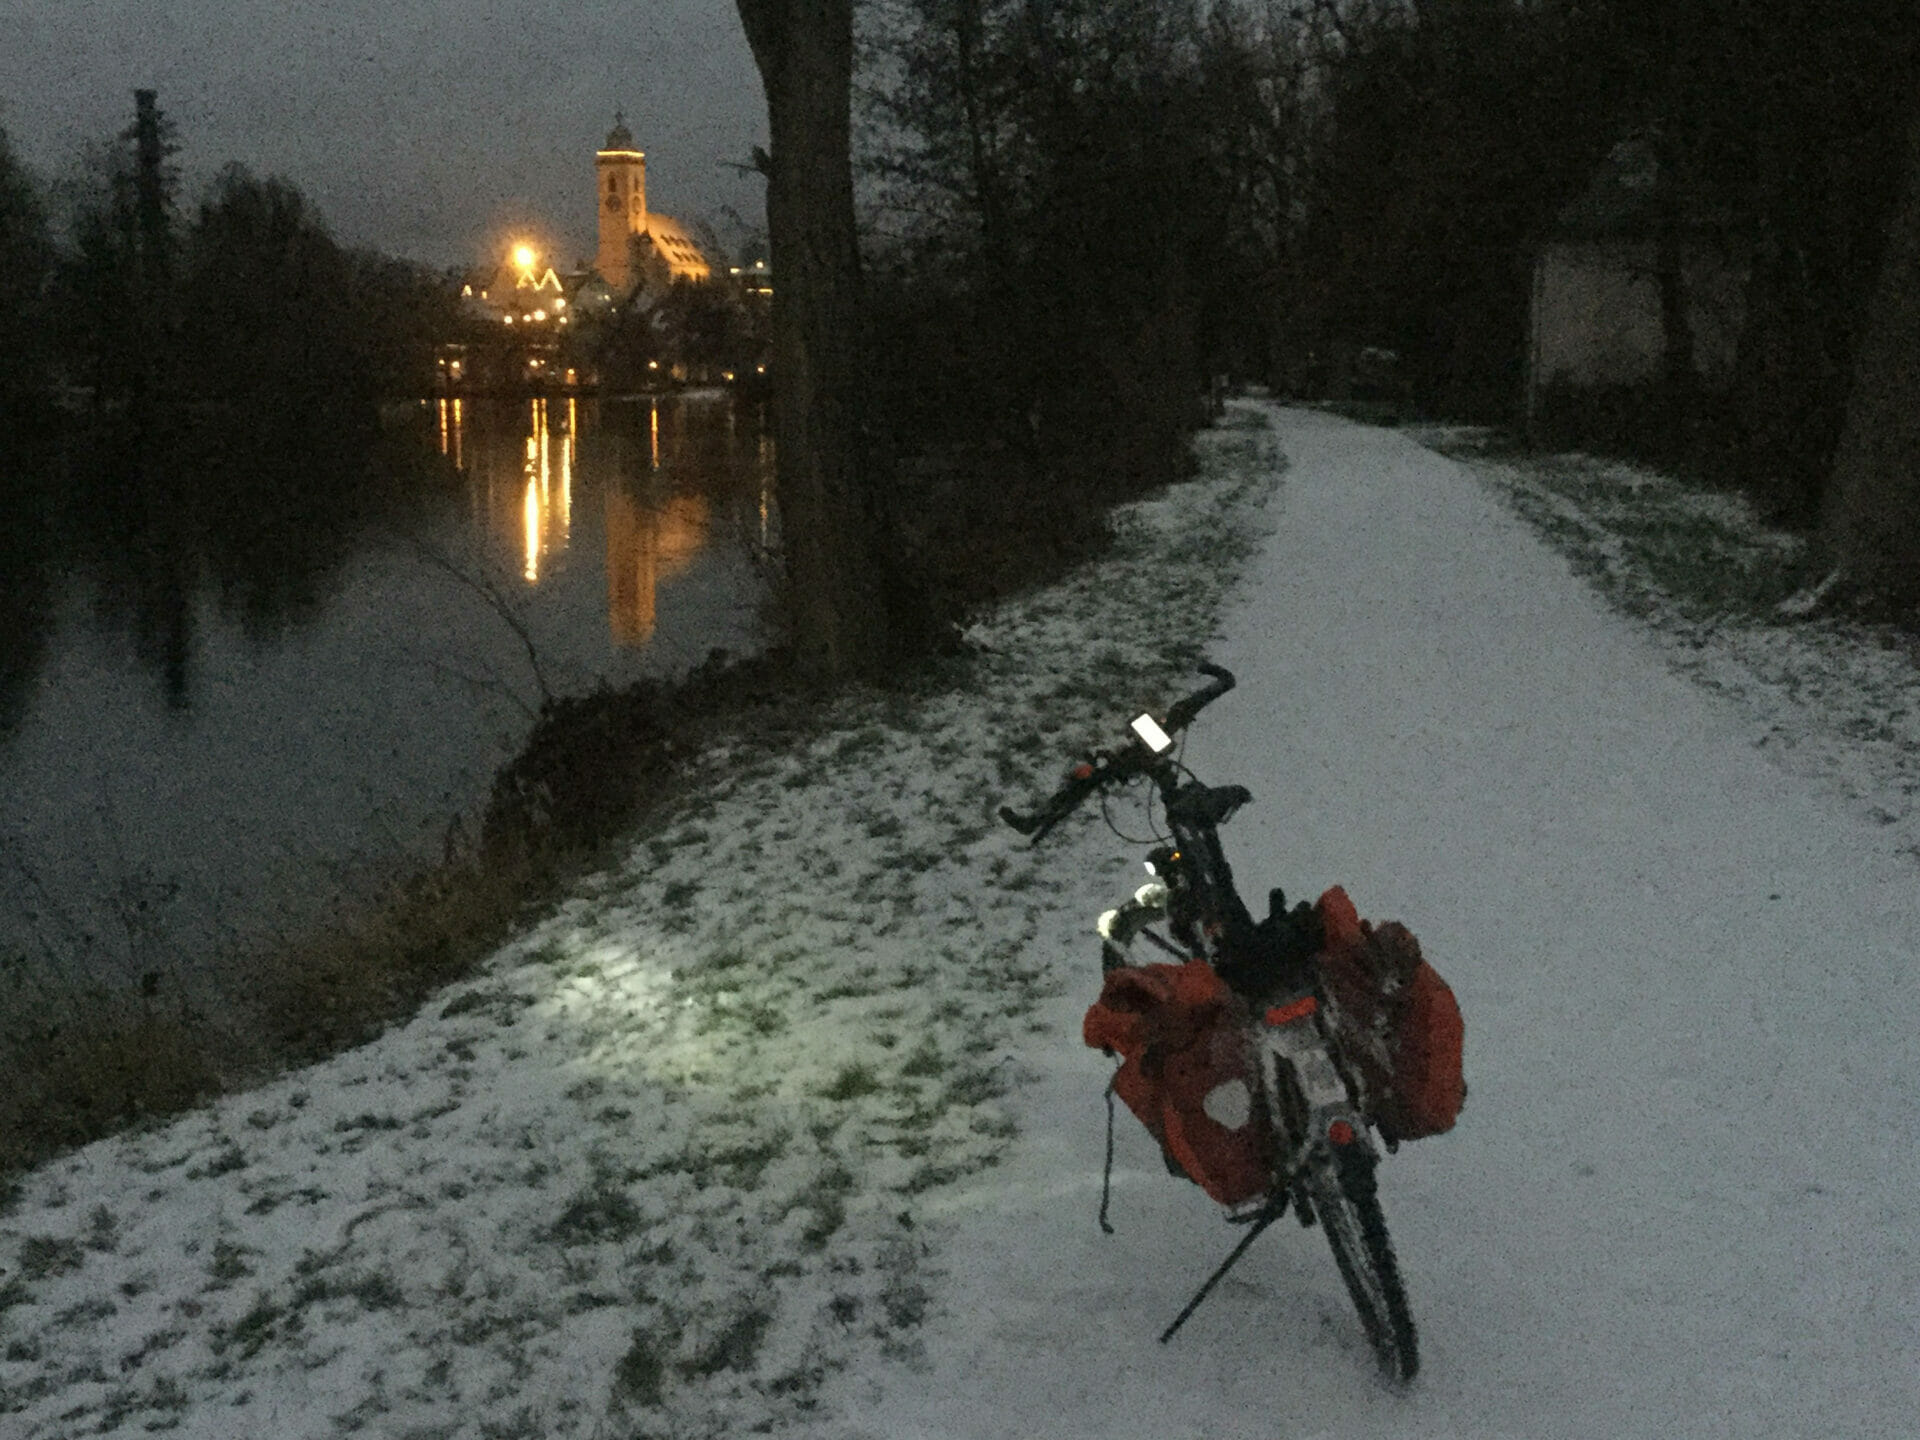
596 112 648 294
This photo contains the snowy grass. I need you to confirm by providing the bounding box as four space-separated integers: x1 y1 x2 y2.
1422 429 1920 865
0 409 1282 1438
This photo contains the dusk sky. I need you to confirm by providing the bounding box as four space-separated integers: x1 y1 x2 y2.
0 1 770 269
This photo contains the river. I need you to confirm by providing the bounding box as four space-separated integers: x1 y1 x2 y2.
0 391 772 1007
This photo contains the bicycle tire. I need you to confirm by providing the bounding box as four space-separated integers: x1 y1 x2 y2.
1304 1143 1419 1382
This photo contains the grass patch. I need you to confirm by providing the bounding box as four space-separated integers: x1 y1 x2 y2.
211 1293 296 1360
206 1239 256 1286
819 1064 883 1102
291 1267 405 1312
18 1234 86 1281
899 1040 947 1079
679 1306 773 1378
613 1329 668 1406
549 1185 647 1245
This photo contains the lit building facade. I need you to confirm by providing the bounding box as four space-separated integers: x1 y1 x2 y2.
595 113 713 294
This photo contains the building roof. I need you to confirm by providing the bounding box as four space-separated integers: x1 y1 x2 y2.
638 213 713 282
604 111 636 153
1549 134 1738 242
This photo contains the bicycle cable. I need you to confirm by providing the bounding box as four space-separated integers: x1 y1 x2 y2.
1099 777 1164 847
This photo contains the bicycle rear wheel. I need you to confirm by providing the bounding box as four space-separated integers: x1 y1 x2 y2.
1303 1143 1418 1382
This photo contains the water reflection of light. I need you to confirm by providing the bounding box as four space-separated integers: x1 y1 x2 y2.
436 398 468 471
559 399 575 538
523 477 541 581
518 398 576 584
454 397 768 638
606 487 710 644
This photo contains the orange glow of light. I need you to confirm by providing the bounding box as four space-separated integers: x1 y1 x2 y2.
649 402 660 470
559 403 574 536
513 243 537 271
605 489 710 645
523 478 540 582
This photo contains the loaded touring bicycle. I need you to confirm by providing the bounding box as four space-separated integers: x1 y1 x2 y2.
1000 664 1464 1382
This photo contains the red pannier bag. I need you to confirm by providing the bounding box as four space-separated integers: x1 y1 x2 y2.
1082 960 1272 1205
1313 886 1465 1140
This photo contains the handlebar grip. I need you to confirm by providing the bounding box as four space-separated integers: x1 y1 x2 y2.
1165 663 1235 731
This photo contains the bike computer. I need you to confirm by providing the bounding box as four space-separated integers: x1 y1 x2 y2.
1131 714 1175 754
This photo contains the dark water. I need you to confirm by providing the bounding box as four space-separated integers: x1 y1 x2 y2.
0 393 771 999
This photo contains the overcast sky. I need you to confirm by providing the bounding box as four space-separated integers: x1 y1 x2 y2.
0 1 769 269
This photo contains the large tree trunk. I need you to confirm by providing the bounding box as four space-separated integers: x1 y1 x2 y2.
1822 105 1920 608
734 0 893 680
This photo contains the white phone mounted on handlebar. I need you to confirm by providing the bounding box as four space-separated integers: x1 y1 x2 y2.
1131 714 1175 754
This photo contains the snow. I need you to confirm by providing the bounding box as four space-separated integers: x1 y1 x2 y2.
4 403 1918 1438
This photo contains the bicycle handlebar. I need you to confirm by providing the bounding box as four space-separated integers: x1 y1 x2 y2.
998 663 1237 841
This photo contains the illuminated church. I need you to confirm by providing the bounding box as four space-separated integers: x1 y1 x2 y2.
596 113 713 294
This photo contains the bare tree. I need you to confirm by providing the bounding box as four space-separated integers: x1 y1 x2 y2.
1822 105 1920 610
734 0 894 680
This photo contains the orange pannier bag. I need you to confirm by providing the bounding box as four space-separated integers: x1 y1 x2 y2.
1082 960 1272 1206
1313 886 1465 1140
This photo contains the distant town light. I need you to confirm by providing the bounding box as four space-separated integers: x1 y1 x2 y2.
513 244 537 270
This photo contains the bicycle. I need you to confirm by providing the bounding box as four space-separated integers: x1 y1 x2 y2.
999 663 1421 1382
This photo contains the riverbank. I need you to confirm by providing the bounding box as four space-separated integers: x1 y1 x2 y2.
0 404 1195 1183
0 404 1282 1437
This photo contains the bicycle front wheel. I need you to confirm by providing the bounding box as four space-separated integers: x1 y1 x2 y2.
1303 1143 1418 1382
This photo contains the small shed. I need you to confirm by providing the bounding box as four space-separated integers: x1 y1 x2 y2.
1526 137 1748 427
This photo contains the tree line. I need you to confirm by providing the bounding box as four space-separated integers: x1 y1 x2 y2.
0 91 462 426
735 0 1920 681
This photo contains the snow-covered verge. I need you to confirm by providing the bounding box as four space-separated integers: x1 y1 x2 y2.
1421 430 1920 865
0 414 1283 1438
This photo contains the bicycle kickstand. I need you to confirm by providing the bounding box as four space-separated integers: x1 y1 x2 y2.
1157 1192 1289 1344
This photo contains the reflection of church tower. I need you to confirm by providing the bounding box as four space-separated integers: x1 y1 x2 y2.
596 112 647 294
605 483 711 645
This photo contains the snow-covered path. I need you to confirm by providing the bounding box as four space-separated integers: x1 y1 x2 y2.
839 408 1920 1439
